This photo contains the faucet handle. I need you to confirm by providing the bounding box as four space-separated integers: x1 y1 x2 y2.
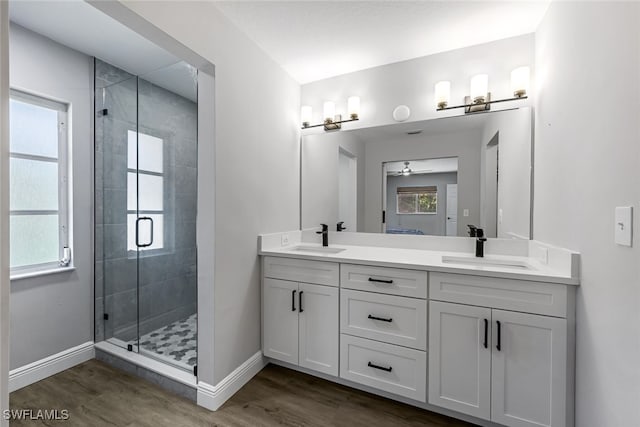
467 224 478 237
316 224 328 234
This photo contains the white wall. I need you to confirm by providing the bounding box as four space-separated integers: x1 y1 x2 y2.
534 3 640 426
117 1 301 385
0 1 10 422
364 130 482 236
301 34 534 130
8 24 93 369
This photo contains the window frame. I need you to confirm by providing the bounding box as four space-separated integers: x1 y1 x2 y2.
9 89 70 275
396 186 438 215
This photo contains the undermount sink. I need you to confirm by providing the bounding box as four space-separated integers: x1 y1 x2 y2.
442 255 535 271
289 245 346 254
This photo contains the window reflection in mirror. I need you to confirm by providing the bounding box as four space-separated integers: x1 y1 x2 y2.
383 158 458 236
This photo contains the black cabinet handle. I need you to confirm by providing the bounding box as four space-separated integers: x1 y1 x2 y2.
368 361 392 372
483 318 488 349
291 290 296 312
496 320 501 351
368 278 394 284
368 314 393 323
299 291 304 313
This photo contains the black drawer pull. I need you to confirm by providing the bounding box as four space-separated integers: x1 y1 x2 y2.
368 278 393 284
291 290 296 311
368 314 393 323
368 361 392 372
496 320 501 351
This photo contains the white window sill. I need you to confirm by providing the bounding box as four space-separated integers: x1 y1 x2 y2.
10 266 76 282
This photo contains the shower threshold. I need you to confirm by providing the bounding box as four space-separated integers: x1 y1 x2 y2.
94 340 197 388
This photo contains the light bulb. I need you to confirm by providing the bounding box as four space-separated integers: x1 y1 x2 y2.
402 162 411 176
301 105 312 128
435 81 451 109
323 101 336 123
511 66 530 98
347 96 360 120
470 74 489 103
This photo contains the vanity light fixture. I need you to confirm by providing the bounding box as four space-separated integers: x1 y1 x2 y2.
511 66 530 98
323 101 336 122
301 96 361 130
470 74 489 104
347 96 360 120
434 81 451 109
436 67 529 114
301 105 312 128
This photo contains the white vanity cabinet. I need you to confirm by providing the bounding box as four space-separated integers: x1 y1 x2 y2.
428 273 573 427
261 252 576 427
262 257 339 376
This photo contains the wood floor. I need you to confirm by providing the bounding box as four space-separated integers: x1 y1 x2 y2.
10 360 475 426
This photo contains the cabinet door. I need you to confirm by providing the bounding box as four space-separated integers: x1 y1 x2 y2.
491 310 567 427
298 282 339 376
263 278 299 364
428 301 492 420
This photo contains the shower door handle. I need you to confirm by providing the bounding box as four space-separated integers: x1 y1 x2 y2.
136 217 154 248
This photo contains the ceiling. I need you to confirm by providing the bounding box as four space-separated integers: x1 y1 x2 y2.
213 1 550 84
9 0 197 101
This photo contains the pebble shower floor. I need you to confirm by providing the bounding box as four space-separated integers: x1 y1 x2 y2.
129 313 197 371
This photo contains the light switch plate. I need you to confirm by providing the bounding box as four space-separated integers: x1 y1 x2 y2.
463 209 469 217
615 206 633 247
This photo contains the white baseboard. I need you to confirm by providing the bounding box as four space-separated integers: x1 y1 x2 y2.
9 341 95 392
197 351 265 411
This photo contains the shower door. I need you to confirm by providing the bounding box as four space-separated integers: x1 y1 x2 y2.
96 59 198 372
96 73 141 350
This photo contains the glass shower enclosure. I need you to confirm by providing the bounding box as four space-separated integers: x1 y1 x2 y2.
95 59 198 373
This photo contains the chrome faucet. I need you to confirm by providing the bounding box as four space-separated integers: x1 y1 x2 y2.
316 224 329 247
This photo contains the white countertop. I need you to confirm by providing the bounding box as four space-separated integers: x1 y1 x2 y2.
259 243 579 286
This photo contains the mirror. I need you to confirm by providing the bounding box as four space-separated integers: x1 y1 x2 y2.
301 107 532 239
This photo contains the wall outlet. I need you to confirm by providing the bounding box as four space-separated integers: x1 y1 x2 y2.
281 234 290 246
463 209 469 217
615 206 633 247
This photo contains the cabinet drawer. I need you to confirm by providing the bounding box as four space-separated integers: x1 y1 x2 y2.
340 264 428 298
340 335 426 402
429 273 568 318
264 256 339 287
341 289 427 350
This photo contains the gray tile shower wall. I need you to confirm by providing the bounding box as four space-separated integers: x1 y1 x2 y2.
95 59 198 342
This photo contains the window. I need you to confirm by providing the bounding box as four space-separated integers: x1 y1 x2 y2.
127 130 165 251
9 91 69 272
397 186 437 214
